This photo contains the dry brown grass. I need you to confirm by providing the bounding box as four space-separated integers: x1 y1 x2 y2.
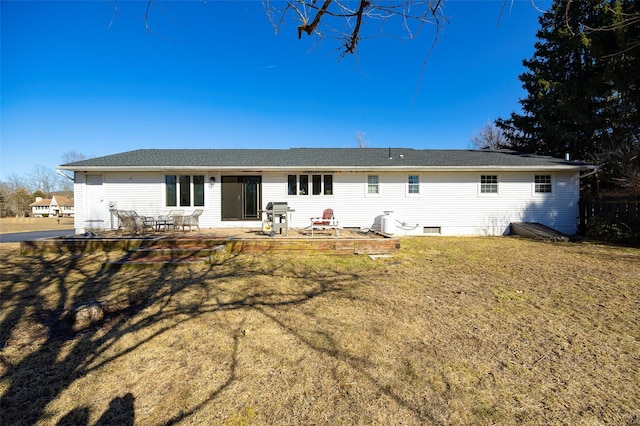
0 217 74 234
1 237 639 425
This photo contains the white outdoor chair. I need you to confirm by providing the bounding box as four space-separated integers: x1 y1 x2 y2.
310 208 339 236
175 209 203 232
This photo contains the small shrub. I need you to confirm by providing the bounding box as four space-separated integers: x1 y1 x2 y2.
587 215 639 245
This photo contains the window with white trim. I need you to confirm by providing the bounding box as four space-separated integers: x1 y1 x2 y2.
408 175 420 194
367 175 379 194
480 175 498 194
323 175 333 195
165 174 205 207
299 175 309 195
287 175 297 196
534 175 552 193
287 174 333 196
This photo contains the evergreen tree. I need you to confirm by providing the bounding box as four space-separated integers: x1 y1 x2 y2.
497 0 639 191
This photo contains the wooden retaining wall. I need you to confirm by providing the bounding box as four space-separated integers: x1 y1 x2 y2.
21 236 400 255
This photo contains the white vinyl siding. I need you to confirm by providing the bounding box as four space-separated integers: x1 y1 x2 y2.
73 169 581 236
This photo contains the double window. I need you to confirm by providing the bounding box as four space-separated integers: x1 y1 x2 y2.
534 175 552 193
166 175 205 207
288 174 333 196
367 175 380 194
480 175 498 194
408 175 420 194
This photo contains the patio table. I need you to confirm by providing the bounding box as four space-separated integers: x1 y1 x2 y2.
154 218 173 232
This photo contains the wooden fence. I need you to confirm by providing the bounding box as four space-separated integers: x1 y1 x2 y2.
579 197 640 234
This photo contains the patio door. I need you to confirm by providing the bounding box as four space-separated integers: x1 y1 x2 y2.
221 176 261 221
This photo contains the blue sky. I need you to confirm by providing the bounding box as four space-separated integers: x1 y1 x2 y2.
1 0 548 181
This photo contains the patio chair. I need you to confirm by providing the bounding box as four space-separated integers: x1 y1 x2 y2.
175 209 203 232
131 211 155 234
113 210 153 235
157 209 184 231
310 208 339 236
110 209 124 233
112 210 134 234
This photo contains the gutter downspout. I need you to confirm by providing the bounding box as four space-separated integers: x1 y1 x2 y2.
579 167 599 179
56 168 75 182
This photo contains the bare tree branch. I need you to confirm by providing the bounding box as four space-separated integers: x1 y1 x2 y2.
264 0 446 57
343 0 369 55
298 0 333 39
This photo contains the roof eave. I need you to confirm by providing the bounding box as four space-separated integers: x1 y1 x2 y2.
59 164 592 173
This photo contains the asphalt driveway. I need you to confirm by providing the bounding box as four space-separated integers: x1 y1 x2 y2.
0 230 77 243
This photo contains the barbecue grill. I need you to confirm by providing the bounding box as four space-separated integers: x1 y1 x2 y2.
263 202 293 236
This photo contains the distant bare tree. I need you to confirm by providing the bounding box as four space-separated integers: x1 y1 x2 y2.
355 131 368 148
55 176 74 193
57 151 86 192
470 122 510 150
29 165 57 196
61 150 87 164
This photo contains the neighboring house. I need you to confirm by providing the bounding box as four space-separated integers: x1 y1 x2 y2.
59 148 597 236
29 195 75 217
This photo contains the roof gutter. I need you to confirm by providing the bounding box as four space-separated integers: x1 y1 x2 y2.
59 164 593 173
579 166 599 179
56 168 75 182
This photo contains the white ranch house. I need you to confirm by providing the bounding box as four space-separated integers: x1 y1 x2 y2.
59 148 596 236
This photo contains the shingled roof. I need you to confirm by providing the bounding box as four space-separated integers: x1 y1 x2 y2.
60 148 592 171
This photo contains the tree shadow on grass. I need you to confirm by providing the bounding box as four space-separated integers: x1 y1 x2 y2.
0 246 436 424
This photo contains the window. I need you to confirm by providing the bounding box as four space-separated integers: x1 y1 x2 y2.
408 175 420 194
367 175 379 194
165 175 177 206
288 174 333 196
324 175 333 195
535 175 552 193
312 174 322 195
287 175 297 196
165 174 205 207
179 175 191 206
299 175 309 195
193 176 205 206
480 175 498 194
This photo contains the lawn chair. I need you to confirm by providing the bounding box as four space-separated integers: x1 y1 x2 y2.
175 209 203 232
131 211 155 234
157 209 184 231
310 208 339 236
112 210 153 235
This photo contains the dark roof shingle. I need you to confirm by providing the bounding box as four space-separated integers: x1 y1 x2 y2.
60 148 591 170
